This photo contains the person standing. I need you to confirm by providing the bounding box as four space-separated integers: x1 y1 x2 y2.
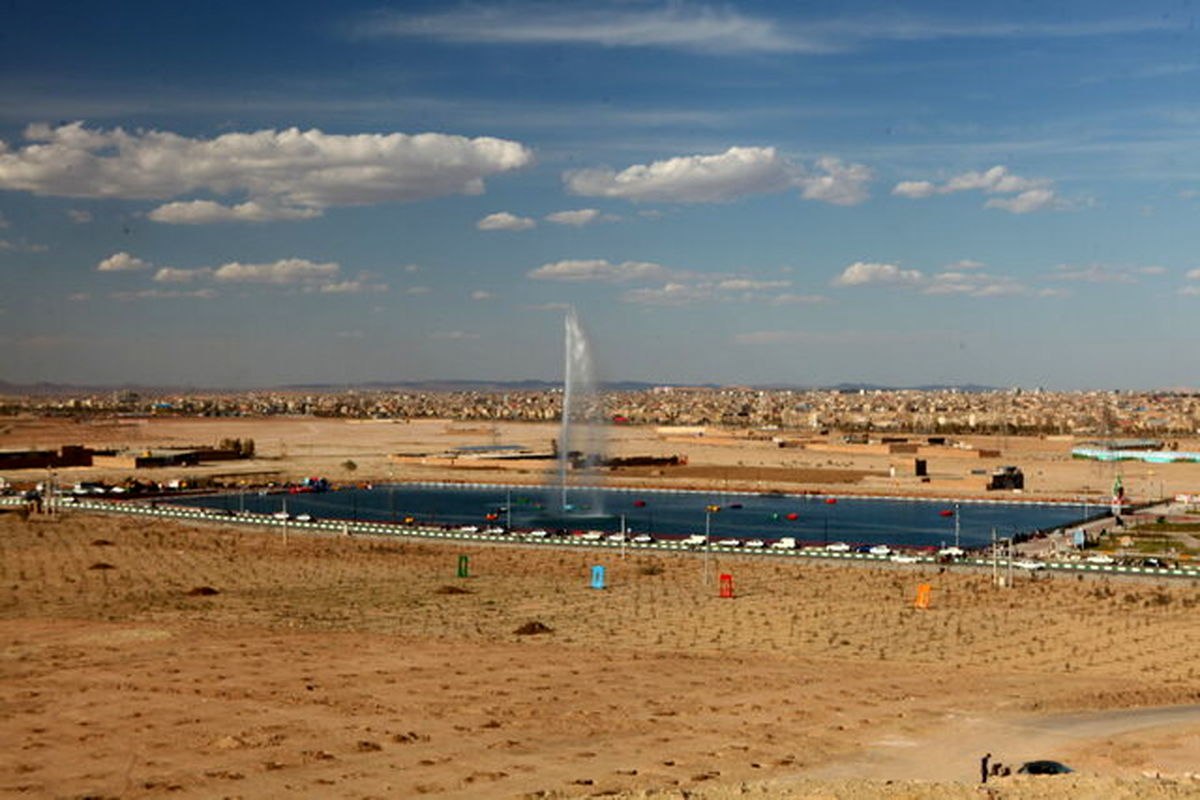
981 752 991 783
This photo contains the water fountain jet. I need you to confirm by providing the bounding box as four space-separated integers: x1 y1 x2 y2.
555 308 607 517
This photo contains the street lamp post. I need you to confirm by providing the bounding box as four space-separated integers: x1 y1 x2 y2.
954 502 961 549
388 469 395 522
705 505 721 584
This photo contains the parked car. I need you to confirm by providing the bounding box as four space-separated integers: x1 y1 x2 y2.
825 542 851 552
1017 760 1073 775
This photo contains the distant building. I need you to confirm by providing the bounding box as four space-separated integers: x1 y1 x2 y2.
0 446 93 470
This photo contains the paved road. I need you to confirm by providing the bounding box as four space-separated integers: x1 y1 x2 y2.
803 704 1200 782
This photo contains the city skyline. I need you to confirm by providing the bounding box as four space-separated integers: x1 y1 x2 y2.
2 1 1199 390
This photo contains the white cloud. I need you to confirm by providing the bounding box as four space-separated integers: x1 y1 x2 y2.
983 188 1058 214
67 209 92 223
716 278 791 291
1186 268 1200 280
528 258 672 281
565 146 871 205
349 7 1169 56
319 280 388 294
891 180 936 198
0 122 533 221
544 208 616 226
405 285 432 295
112 288 217 300
212 258 340 285
832 261 923 287
0 238 48 253
894 166 1060 213
1179 285 1200 296
944 166 1045 194
798 157 872 206
67 292 89 302
1050 263 1160 284
430 330 480 340
621 282 713 306
470 290 493 300
149 199 322 224
833 259 1041 297
150 260 385 293
352 5 797 55
768 293 830 305
476 211 536 231
153 266 212 283
923 271 1028 297
97 251 150 272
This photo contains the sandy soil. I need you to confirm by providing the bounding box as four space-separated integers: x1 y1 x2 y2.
4 415 1200 503
3 508 1200 799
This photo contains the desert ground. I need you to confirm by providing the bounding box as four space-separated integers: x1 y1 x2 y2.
4 415 1200 799
3 507 1200 799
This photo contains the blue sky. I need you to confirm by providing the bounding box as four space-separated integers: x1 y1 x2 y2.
1 0 1198 389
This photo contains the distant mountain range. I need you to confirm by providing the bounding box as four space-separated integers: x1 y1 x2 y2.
1 378 1005 395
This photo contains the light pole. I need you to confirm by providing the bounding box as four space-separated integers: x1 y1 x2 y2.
954 502 961 549
705 504 720 584
388 469 395 522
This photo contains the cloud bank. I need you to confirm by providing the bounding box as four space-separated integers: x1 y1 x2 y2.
0 122 534 223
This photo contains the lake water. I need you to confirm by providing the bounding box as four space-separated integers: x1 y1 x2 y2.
179 484 1093 549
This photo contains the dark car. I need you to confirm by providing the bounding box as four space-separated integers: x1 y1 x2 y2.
1017 760 1073 775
